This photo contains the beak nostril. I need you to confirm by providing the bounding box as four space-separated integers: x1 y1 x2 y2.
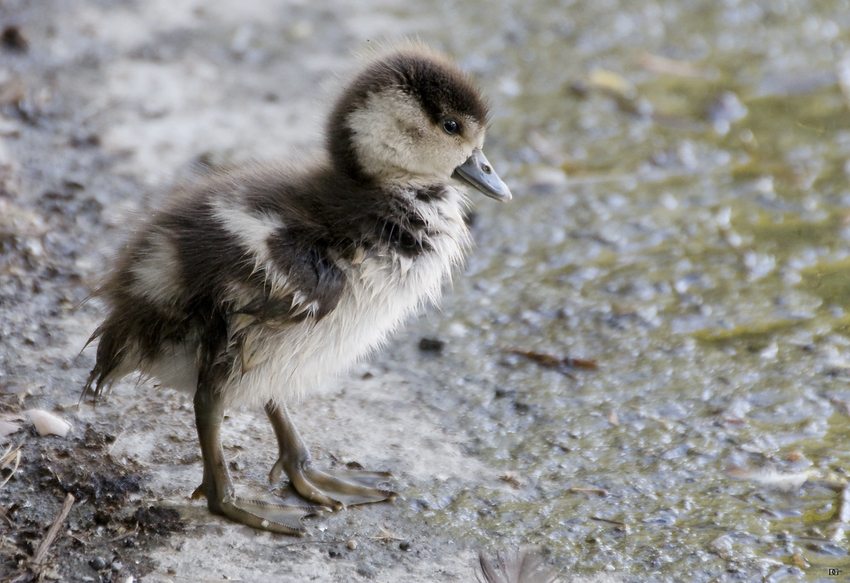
482 164 492 174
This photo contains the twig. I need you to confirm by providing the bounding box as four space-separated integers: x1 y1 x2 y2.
505 349 598 376
276 539 344 547
590 515 626 526
106 427 125 455
155 575 243 582
105 524 139 543
0 446 21 489
32 492 75 565
831 482 850 542
370 525 404 543
569 487 609 497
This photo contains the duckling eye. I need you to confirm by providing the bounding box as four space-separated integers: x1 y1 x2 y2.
442 119 460 135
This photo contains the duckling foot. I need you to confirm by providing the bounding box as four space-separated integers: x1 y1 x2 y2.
195 375 322 535
271 461 395 510
265 401 396 510
192 486 321 535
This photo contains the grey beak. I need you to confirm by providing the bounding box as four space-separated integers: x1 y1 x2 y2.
452 149 512 202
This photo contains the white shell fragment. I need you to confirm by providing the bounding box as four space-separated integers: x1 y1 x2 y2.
26 409 71 438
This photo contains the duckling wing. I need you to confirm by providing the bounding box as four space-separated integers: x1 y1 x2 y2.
229 269 345 331
140 179 348 334
225 239 347 377
84 177 350 395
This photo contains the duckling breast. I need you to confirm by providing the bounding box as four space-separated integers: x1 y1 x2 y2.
222 182 471 408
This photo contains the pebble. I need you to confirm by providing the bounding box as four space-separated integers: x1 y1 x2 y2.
418 337 445 353
88 556 108 571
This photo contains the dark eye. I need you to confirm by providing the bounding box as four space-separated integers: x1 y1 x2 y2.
442 119 460 135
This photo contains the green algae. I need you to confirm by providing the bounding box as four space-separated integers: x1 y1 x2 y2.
409 0 850 580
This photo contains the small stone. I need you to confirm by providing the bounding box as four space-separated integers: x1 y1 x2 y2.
89 556 108 571
494 387 517 399
346 539 357 550
418 337 445 353
1 26 28 51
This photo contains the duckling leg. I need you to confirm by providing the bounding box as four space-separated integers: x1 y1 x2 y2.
193 378 318 535
265 401 396 510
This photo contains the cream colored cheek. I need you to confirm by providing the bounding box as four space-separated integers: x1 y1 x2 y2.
434 145 466 174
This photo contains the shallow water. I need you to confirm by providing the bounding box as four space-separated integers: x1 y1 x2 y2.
397 0 850 579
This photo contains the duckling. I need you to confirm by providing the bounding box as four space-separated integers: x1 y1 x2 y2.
82 43 511 535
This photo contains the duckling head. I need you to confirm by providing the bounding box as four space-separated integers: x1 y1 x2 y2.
326 45 511 202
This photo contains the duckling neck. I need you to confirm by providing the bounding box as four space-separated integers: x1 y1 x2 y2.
302 166 468 264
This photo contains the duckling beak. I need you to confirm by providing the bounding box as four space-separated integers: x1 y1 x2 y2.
453 149 512 202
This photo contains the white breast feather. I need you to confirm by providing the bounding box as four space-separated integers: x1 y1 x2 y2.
224 185 470 408
135 185 470 408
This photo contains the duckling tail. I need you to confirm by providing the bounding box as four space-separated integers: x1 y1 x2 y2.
80 320 127 403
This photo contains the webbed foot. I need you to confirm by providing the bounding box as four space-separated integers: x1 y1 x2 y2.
192 486 321 535
270 461 395 510
265 401 396 510
194 371 323 535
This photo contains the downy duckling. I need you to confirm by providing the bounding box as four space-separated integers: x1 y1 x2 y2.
83 44 511 535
